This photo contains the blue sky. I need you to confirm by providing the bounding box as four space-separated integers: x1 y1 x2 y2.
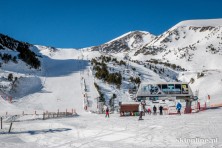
0 0 221 48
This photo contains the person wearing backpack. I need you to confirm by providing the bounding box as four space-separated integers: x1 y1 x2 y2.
176 102 182 115
138 101 144 120
159 105 163 115
153 105 157 115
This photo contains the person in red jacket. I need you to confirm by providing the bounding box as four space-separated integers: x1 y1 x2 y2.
147 108 152 115
105 107 110 118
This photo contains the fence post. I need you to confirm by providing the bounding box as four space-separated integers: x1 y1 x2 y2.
66 109 67 116
43 112 45 120
57 109 59 117
8 122 13 133
1 117 2 129
198 102 200 110
22 111 24 116
72 109 73 114
47 111 49 118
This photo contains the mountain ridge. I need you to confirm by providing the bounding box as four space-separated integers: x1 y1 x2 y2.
131 19 222 70
90 30 156 53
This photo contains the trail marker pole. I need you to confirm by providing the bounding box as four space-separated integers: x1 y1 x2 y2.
1 117 2 129
47 111 49 118
8 122 13 133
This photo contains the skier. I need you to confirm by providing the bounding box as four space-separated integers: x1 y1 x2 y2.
105 107 110 118
138 101 144 120
176 102 182 115
147 108 152 115
142 100 146 116
153 105 157 115
84 105 88 110
103 105 107 114
159 105 163 115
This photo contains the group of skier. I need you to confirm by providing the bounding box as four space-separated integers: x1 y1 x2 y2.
139 100 182 120
139 102 163 120
103 100 182 119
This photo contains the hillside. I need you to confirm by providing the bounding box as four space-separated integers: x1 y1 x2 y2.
0 34 41 69
0 34 43 99
133 19 222 70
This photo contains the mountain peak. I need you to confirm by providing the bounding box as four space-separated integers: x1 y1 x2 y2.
174 18 222 28
90 30 155 53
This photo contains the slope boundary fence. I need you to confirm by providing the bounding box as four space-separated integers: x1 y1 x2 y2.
43 109 78 120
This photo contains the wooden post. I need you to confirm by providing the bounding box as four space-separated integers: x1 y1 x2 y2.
72 109 73 114
8 122 13 133
43 112 45 120
186 100 192 113
22 111 24 116
1 117 2 129
47 111 49 119
66 109 67 116
57 109 59 117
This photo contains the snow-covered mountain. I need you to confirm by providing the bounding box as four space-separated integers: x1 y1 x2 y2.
1 19 222 103
90 31 155 53
133 19 222 70
1 19 222 148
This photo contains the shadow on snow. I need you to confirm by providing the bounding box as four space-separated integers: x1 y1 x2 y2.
0 128 72 135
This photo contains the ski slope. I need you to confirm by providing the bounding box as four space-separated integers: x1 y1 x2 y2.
0 46 222 148
0 46 100 115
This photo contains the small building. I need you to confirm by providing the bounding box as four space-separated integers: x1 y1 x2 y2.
119 102 140 116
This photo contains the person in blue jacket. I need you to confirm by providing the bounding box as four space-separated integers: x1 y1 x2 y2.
176 102 182 115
